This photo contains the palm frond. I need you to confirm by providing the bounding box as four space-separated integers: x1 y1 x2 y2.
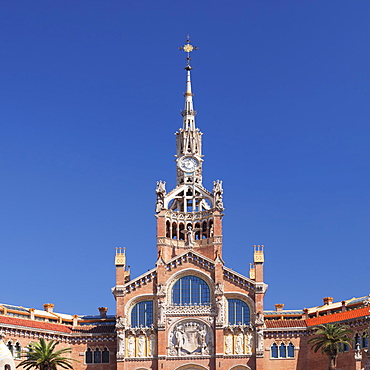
17 338 78 370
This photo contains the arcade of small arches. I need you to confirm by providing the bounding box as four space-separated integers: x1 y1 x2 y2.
354 331 369 348
165 219 214 240
85 347 110 364
270 342 295 359
6 341 21 360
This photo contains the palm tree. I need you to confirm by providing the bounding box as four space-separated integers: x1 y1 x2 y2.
17 338 77 370
308 323 352 370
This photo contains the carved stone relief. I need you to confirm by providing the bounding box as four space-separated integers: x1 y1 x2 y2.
224 329 254 355
216 297 224 326
214 282 224 295
225 333 233 355
127 335 135 358
255 311 264 326
137 334 145 357
148 333 156 356
235 332 244 354
158 300 166 326
124 331 157 358
166 304 215 316
168 321 213 356
256 328 264 352
116 316 126 330
245 332 253 355
117 332 125 355
156 283 166 296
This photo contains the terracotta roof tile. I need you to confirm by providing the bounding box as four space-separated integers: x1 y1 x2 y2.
0 315 72 333
265 320 307 329
71 325 115 334
306 307 370 327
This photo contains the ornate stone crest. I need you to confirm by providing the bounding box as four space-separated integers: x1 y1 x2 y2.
169 320 213 356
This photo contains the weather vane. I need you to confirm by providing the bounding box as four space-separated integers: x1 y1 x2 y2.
179 35 198 69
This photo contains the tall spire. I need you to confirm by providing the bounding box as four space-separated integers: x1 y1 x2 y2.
181 68 196 131
175 37 203 186
154 37 224 262
179 36 198 131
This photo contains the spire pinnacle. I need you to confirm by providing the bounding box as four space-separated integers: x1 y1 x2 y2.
179 35 198 70
179 36 198 128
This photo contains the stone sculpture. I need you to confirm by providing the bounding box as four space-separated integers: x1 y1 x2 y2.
137 334 145 357
246 332 253 355
128 335 135 357
225 333 233 355
118 332 125 354
235 332 244 354
155 180 166 213
257 329 264 352
149 334 156 356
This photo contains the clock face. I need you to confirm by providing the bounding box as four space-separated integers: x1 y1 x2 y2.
178 156 198 172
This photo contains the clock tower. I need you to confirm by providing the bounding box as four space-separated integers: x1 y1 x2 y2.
113 37 266 370
155 38 224 263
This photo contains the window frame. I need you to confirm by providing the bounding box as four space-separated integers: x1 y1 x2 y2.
171 275 210 306
131 300 154 328
227 299 250 326
270 342 295 359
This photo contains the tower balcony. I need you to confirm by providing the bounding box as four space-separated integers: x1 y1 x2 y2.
156 236 222 262
157 236 222 249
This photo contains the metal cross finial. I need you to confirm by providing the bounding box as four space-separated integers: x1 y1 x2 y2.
179 36 198 69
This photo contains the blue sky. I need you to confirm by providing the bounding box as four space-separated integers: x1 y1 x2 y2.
1 1 369 315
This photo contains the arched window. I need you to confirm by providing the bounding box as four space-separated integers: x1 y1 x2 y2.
166 221 170 238
172 222 177 239
194 222 200 240
14 342 21 359
85 348 92 364
172 276 210 305
227 299 250 325
202 221 207 239
6 342 13 356
5 365 11 370
131 300 153 327
179 223 185 240
94 348 101 363
279 343 286 358
271 343 278 358
355 333 360 347
362 332 369 348
287 342 295 358
271 342 294 359
102 347 109 363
